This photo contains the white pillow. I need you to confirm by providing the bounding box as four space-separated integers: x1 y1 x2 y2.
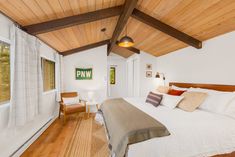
189 87 235 114
224 97 235 119
161 94 184 109
171 85 188 91
62 97 80 105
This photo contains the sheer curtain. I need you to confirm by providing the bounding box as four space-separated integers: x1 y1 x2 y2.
9 26 42 126
55 53 63 102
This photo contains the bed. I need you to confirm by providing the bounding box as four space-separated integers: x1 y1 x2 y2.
101 82 235 157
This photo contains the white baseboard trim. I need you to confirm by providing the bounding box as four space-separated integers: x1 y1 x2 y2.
11 115 58 157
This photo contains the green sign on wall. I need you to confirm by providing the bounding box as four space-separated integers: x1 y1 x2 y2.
75 68 93 80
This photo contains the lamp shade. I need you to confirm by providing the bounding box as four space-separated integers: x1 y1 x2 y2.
118 35 134 47
155 72 160 78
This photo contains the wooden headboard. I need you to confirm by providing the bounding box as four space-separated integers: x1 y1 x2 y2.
169 82 235 92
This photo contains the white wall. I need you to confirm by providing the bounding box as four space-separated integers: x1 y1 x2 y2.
39 41 58 117
157 31 235 85
63 45 107 103
108 53 127 98
126 52 158 97
139 52 158 97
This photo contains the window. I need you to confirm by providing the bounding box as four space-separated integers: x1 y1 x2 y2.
42 58 55 91
0 41 10 104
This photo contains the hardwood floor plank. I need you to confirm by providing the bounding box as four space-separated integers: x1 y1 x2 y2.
21 113 109 157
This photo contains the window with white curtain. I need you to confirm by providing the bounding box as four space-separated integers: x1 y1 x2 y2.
0 41 10 104
41 58 55 92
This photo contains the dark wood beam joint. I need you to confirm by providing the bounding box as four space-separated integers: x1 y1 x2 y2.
131 9 202 49
107 0 138 55
24 6 123 35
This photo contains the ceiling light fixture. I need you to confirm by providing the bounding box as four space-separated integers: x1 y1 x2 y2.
118 24 134 48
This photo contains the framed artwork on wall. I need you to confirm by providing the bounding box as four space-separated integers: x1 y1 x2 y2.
146 64 152 70
110 67 116 85
75 68 93 80
146 71 152 78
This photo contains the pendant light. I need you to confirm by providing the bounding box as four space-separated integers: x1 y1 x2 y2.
118 24 134 47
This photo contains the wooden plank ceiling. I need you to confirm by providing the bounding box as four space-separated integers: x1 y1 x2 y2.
0 0 235 57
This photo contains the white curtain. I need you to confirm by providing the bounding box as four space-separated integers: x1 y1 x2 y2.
9 26 42 126
55 53 63 102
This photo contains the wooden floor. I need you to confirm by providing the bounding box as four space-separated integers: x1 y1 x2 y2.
21 113 109 157
21 113 235 157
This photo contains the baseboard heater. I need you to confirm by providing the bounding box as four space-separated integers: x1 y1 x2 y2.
10 117 53 157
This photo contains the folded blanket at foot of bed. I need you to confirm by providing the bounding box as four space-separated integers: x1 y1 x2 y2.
100 98 170 157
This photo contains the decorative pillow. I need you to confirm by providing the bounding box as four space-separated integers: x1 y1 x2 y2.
178 92 208 112
224 97 235 119
171 85 188 91
62 97 80 105
157 86 170 94
188 87 235 114
168 89 186 96
146 92 163 107
161 94 184 109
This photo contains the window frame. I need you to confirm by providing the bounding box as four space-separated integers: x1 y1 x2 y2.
41 57 56 93
0 36 11 105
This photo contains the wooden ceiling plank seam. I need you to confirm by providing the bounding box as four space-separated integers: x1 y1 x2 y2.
35 0 58 21
107 0 138 55
4 0 34 25
0 5 26 25
165 0 220 29
23 5 123 35
47 0 65 19
182 1 235 37
63 0 81 47
20 0 45 23
176 0 235 35
60 39 110 56
132 9 202 49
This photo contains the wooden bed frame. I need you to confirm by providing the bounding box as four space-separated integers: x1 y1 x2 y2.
169 82 235 157
169 82 235 92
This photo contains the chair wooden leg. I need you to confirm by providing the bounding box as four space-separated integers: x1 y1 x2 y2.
88 106 90 118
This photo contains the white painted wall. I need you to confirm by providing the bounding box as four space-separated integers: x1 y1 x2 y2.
157 31 235 85
108 53 127 98
139 52 158 97
0 13 59 156
126 52 158 97
63 45 108 103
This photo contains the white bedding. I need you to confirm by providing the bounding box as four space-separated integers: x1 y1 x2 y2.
124 97 235 157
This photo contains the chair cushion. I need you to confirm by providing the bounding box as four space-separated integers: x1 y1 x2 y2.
62 96 80 105
65 104 86 114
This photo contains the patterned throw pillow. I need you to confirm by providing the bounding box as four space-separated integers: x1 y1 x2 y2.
146 92 163 107
168 89 186 96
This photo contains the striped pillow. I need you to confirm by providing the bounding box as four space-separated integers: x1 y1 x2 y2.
146 92 163 107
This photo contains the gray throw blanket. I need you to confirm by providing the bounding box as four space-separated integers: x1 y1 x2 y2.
100 98 170 157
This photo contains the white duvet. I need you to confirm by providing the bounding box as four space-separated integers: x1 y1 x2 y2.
124 97 235 157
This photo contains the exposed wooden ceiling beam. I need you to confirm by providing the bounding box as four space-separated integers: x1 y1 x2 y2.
112 45 135 58
24 6 123 35
107 0 138 55
60 40 110 56
60 39 140 56
131 9 202 49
